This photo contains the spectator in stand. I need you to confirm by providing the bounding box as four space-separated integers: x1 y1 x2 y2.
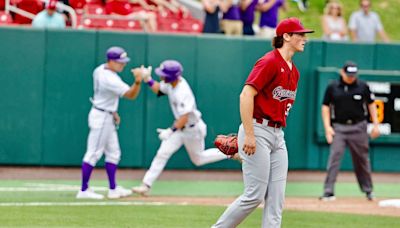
240 0 258 35
220 0 242 35
105 0 157 32
348 0 389 43
32 0 66 28
202 0 221 34
321 1 348 41
257 0 286 39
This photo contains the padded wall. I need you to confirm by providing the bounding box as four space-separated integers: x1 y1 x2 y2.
0 28 45 165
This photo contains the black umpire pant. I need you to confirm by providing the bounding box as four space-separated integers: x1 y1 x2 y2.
323 120 373 194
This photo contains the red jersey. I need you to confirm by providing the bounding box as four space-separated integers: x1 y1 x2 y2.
245 49 300 127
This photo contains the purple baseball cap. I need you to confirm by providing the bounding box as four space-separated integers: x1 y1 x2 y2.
155 60 183 83
106 46 130 63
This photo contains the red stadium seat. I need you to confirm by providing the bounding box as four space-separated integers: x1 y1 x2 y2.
85 3 106 15
179 19 202 33
0 0 5 10
0 11 13 24
82 17 109 28
14 0 42 24
157 18 179 32
85 0 102 5
69 0 86 10
112 19 142 30
105 0 134 15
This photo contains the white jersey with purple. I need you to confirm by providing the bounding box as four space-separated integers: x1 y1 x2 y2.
159 77 201 126
83 64 130 166
141 76 227 187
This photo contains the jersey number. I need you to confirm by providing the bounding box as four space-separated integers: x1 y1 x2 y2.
285 103 292 116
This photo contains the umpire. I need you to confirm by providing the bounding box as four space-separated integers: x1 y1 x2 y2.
320 61 380 201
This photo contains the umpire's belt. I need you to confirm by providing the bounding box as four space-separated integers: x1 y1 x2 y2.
93 106 114 115
334 119 364 125
254 118 282 128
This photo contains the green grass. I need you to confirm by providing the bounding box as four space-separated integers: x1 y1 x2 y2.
1 205 399 227
0 180 399 227
280 0 400 41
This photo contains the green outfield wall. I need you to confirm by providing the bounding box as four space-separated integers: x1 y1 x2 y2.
1 27 400 172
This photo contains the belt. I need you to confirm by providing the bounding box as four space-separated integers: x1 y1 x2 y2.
255 118 282 128
181 123 196 130
335 119 364 125
93 106 114 115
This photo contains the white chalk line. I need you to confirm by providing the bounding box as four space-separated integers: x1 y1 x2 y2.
0 201 189 207
0 183 107 192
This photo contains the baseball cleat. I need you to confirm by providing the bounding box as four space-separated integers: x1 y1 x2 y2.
76 188 104 199
132 184 151 196
107 186 133 199
319 193 336 201
366 192 375 201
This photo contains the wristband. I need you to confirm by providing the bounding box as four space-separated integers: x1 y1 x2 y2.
171 126 178 132
135 81 141 85
147 79 155 87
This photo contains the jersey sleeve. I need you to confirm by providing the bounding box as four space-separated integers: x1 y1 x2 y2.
322 84 333 106
103 73 130 97
159 81 169 95
245 56 276 91
365 84 375 104
373 13 383 31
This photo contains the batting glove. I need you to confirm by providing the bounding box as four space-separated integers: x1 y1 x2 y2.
157 128 174 141
142 66 152 83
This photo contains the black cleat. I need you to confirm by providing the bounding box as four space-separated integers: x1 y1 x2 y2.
319 192 336 201
366 192 375 201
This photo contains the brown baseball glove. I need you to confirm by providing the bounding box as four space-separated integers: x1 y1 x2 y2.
214 134 238 156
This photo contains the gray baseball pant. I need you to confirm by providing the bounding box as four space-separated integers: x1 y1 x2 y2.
323 120 373 194
213 120 288 228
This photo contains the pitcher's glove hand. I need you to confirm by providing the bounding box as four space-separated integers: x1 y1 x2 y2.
214 134 238 156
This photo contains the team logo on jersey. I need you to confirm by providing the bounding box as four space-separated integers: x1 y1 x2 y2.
281 68 284 73
272 86 296 101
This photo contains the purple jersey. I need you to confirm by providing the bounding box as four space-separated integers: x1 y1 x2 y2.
259 0 284 28
222 5 241 20
240 0 258 24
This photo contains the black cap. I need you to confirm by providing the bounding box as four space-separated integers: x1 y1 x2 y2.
343 61 358 76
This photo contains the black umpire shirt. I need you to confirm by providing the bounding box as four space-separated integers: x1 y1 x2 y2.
322 77 374 124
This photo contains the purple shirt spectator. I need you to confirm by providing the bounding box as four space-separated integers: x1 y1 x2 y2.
223 5 241 20
259 0 284 28
241 0 258 24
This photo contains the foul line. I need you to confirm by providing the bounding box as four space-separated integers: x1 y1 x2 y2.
0 201 189 207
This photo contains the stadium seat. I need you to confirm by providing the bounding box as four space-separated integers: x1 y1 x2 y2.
157 18 179 32
14 0 42 24
0 11 13 24
69 0 86 10
85 3 105 15
85 0 102 4
112 19 142 30
179 19 202 33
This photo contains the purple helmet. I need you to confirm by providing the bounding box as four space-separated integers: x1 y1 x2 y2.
106 46 130 63
155 60 183 83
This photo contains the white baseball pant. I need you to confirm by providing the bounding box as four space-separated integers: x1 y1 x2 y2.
213 120 288 228
143 120 227 187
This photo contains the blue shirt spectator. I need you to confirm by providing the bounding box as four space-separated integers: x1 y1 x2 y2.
32 0 66 28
